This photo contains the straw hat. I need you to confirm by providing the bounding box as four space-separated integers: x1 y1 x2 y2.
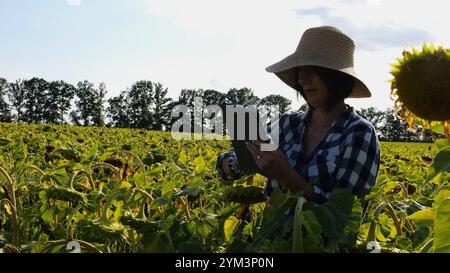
265 26 371 98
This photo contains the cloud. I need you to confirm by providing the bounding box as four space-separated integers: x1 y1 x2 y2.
66 0 81 6
295 6 434 51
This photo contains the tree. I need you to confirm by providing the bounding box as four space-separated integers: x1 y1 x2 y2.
202 89 226 106
22 78 49 123
73 81 106 127
380 109 416 141
92 83 107 127
259 94 292 115
0 78 12 122
7 79 27 122
151 82 173 131
225 87 260 106
177 89 203 107
73 81 95 126
106 81 172 130
107 91 130 128
44 81 76 124
127 81 153 129
356 107 384 132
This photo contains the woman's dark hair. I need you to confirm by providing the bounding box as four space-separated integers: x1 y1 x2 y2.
294 66 355 112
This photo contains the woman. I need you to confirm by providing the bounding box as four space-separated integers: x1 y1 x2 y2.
216 26 380 206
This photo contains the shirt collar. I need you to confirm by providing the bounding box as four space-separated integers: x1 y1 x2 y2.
298 104 355 134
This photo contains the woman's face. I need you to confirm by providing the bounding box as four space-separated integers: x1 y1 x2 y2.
297 66 329 108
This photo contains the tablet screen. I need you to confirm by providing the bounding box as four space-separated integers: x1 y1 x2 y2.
231 140 261 173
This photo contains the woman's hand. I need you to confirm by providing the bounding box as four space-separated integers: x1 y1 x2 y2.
248 140 314 200
247 141 293 181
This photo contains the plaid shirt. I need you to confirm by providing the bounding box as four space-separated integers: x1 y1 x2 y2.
216 104 381 204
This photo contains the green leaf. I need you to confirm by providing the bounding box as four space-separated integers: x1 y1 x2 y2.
434 190 450 207
141 231 171 253
161 179 176 198
3 202 12 215
431 122 445 135
32 233 49 253
111 200 123 221
407 208 436 224
301 210 323 252
376 214 394 242
12 137 27 162
375 223 388 242
384 181 400 194
217 203 240 238
177 149 188 165
305 189 361 245
396 236 412 251
150 197 169 209
292 197 306 253
173 187 199 198
426 146 450 183
194 156 206 173
184 221 198 238
433 198 450 253
411 224 432 250
223 215 240 243
197 219 214 238
340 197 362 247
0 138 10 146
41 209 54 227
435 139 449 150
148 164 165 176
250 189 297 248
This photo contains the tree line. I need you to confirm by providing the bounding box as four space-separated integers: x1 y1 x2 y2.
0 77 433 142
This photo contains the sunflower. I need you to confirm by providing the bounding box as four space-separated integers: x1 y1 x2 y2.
222 185 267 205
389 43 450 139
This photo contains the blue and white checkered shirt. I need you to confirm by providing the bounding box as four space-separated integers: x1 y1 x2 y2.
216 104 381 204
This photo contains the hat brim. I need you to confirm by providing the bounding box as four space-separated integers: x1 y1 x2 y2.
266 52 372 98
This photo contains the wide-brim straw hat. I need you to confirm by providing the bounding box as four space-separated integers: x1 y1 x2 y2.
266 26 371 98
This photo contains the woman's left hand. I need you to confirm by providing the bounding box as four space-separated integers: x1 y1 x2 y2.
247 141 293 181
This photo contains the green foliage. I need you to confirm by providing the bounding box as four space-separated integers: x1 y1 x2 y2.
0 122 448 253
427 146 450 182
46 186 87 204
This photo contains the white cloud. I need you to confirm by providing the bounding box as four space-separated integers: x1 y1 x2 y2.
66 0 81 6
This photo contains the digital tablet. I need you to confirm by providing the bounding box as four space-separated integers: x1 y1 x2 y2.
231 140 261 173
226 106 274 174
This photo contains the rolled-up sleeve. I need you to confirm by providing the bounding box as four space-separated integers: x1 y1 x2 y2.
215 150 253 181
334 124 380 194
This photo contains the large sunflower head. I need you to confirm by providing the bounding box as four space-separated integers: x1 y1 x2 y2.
389 43 450 139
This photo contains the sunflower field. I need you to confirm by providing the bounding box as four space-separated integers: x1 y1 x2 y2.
0 121 449 253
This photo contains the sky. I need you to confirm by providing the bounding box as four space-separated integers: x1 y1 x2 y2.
1 0 449 111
